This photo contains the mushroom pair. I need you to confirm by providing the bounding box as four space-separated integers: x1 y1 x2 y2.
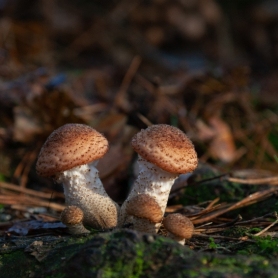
36 123 198 242
120 124 198 239
36 124 119 233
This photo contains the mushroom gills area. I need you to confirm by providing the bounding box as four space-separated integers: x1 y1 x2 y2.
57 162 119 229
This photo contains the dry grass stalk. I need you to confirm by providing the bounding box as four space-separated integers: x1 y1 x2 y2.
0 181 64 199
191 187 278 225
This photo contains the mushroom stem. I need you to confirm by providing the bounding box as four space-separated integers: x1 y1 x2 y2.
131 219 158 234
57 161 120 229
67 224 90 235
119 156 178 229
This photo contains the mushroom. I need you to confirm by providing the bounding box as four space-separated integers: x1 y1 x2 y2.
125 194 163 233
36 123 120 230
60 206 90 234
162 213 194 245
119 124 198 231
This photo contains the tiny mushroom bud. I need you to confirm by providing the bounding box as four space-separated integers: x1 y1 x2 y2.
60 206 90 234
162 213 194 245
126 194 163 233
36 123 119 230
119 124 198 230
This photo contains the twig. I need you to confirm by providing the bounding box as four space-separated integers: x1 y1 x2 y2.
193 233 255 243
203 215 242 229
114 55 141 111
205 198 220 210
135 74 156 95
235 212 276 225
254 212 278 236
13 146 39 187
0 181 64 199
227 176 278 185
192 187 278 224
0 195 65 211
170 173 229 195
136 113 153 126
188 203 229 220
20 149 38 187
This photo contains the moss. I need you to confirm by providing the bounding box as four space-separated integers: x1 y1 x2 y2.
236 236 278 258
0 250 38 278
179 165 252 206
211 228 278 259
2 230 278 277
221 226 251 237
235 196 278 219
254 236 278 256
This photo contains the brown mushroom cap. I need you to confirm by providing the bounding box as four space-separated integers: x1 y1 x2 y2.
131 124 198 174
126 194 163 223
162 213 194 239
61 206 84 225
36 123 108 177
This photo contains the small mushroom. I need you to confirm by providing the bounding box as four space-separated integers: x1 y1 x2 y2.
125 194 163 233
60 206 90 234
162 213 194 245
36 123 120 230
119 124 198 229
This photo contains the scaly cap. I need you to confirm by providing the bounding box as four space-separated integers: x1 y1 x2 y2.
126 194 163 223
36 123 108 177
131 124 198 174
60 206 84 225
163 213 194 239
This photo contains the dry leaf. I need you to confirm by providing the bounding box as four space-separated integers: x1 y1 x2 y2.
208 117 236 163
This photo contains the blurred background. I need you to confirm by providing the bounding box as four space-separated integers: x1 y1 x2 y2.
0 0 278 215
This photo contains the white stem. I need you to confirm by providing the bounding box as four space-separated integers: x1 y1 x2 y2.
132 218 157 234
57 162 119 229
120 156 178 229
